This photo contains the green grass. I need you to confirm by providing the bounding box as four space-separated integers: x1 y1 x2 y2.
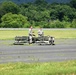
0 60 76 75
44 30 76 39
0 29 76 40
0 29 76 75
0 30 28 40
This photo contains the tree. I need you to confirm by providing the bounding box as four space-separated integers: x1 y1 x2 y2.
70 0 76 9
34 0 47 6
0 1 20 17
0 1 20 23
50 4 76 21
1 13 30 28
2 1 19 13
71 19 76 28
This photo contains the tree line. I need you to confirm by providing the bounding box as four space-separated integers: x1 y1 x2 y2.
0 0 76 28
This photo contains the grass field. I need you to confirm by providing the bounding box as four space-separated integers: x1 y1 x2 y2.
0 60 76 75
0 29 76 40
0 29 76 75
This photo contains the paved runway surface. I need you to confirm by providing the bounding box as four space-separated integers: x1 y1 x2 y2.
0 39 76 63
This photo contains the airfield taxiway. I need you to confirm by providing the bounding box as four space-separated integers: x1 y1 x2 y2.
0 39 76 63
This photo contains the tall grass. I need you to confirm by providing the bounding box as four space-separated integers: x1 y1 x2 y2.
0 60 76 75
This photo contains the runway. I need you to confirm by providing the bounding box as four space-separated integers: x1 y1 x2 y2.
0 39 76 63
